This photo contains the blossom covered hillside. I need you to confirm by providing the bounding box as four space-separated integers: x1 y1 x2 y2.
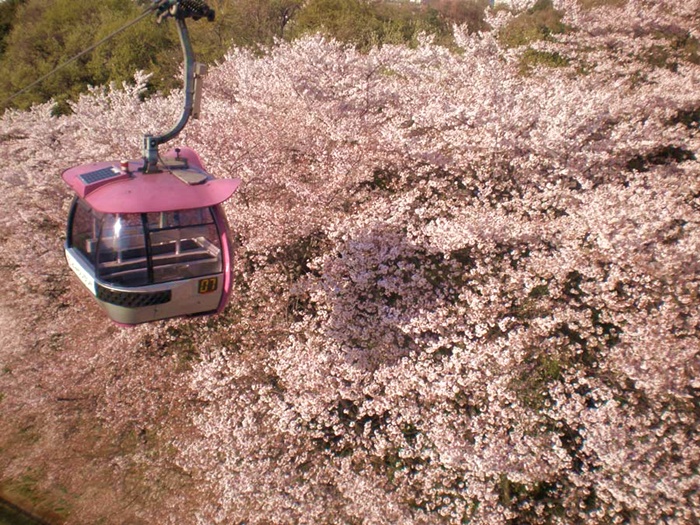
0 0 699 523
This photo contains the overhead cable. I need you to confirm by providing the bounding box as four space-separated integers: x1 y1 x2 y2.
1 1 167 108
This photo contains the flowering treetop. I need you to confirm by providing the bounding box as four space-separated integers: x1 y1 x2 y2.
0 0 698 523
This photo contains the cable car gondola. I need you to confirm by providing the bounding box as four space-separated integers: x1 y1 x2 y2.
62 0 240 324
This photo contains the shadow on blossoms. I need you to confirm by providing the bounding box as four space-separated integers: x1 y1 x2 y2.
318 223 464 372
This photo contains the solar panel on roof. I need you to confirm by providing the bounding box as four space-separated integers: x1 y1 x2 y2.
79 167 121 185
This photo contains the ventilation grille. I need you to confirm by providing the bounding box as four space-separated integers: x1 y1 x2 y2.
96 284 171 308
80 167 121 185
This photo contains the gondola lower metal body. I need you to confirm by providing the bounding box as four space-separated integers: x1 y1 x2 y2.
63 147 240 324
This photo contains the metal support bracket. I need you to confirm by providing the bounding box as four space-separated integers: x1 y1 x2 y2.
142 1 214 173
192 63 208 120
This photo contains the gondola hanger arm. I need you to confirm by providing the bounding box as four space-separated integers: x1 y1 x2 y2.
142 0 215 173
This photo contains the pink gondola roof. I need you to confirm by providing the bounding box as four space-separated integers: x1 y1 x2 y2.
62 147 240 214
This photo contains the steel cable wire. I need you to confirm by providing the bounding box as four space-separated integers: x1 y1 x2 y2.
1 0 170 109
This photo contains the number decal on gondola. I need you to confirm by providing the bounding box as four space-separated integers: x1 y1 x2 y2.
198 277 218 294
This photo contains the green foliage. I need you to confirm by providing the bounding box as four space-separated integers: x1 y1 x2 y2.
513 351 563 410
498 476 567 521
286 0 489 51
0 0 489 109
520 48 570 73
2 469 71 523
577 0 627 8
86 3 180 94
0 0 182 111
425 0 490 33
287 0 446 50
0 0 90 109
186 0 304 56
498 0 568 48
675 32 700 65
0 0 24 56
662 30 700 67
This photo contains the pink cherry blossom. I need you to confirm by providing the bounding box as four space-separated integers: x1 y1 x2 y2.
0 1 698 523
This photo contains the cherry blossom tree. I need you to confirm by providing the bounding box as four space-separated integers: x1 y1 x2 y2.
0 0 698 523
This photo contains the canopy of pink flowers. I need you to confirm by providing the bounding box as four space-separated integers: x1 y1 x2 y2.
0 1 698 523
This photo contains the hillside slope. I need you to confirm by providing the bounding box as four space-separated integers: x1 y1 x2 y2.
1 0 699 523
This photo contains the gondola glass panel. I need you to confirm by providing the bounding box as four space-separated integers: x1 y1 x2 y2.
97 213 149 286
69 198 100 265
146 209 223 284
